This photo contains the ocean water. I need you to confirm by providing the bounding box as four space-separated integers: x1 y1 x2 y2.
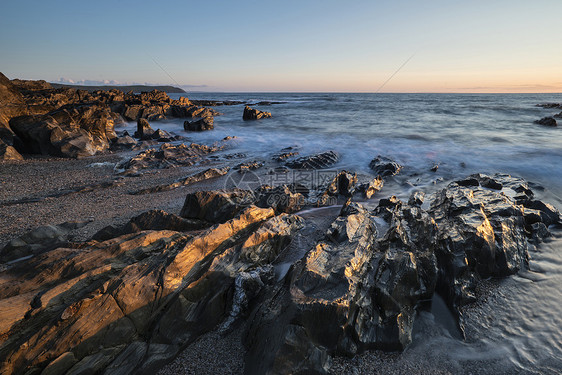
128 93 562 373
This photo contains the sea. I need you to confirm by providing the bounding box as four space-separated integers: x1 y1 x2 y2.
125 93 562 374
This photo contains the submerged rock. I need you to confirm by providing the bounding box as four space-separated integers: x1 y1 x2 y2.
243 106 272 120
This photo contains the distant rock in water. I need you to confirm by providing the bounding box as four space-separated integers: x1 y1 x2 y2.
285 150 339 170
243 106 272 120
184 116 214 131
369 155 402 176
536 103 562 109
534 117 557 127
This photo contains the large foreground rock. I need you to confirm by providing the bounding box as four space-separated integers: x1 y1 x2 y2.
0 205 308 375
10 104 117 158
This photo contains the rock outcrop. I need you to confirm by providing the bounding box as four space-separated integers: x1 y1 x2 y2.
369 155 402 176
0 173 559 375
534 116 557 127
0 205 289 375
243 106 272 120
184 116 214 131
9 103 117 158
285 151 339 170
0 72 220 158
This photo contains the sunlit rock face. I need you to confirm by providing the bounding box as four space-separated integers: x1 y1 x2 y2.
0 173 558 375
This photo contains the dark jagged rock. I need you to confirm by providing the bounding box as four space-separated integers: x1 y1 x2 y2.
118 142 221 172
180 189 257 223
134 118 154 139
0 73 28 144
325 170 357 197
255 185 306 214
0 221 88 263
369 155 402 177
92 210 208 241
428 174 558 311
245 200 438 373
131 167 230 195
243 106 272 120
534 117 557 127
10 103 117 158
0 206 279 375
357 176 384 199
536 103 562 109
285 151 339 170
554 111 562 118
184 116 214 131
234 160 264 172
110 135 138 150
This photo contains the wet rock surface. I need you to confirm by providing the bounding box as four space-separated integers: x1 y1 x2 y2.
534 116 557 127
243 106 272 120
285 150 339 170
369 155 402 176
0 158 560 375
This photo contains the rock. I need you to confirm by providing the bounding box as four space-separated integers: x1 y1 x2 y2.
536 103 562 109
534 117 557 127
151 128 174 142
428 174 548 310
118 142 221 172
408 191 425 207
131 167 230 195
9 103 117 158
0 139 23 161
369 155 402 177
111 135 138 150
184 116 214 131
255 185 306 214
240 214 304 265
285 151 339 170
357 176 384 199
180 189 257 223
234 160 264 172
0 73 28 143
0 205 277 374
245 200 438 373
93 209 208 241
243 106 272 120
554 111 562 118
134 118 154 139
325 170 357 197
0 221 87 263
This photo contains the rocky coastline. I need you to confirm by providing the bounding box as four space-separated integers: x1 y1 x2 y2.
1 73 561 375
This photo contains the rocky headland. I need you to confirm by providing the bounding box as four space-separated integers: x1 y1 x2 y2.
0 73 561 375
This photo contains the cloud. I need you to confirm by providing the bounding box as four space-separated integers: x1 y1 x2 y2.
54 78 122 86
52 78 207 89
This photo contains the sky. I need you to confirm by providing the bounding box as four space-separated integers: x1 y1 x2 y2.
1 0 561 93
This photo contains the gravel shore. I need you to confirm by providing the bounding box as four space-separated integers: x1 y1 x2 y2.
0 151 230 246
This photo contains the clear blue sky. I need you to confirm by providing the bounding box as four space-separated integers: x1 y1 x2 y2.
1 0 561 92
